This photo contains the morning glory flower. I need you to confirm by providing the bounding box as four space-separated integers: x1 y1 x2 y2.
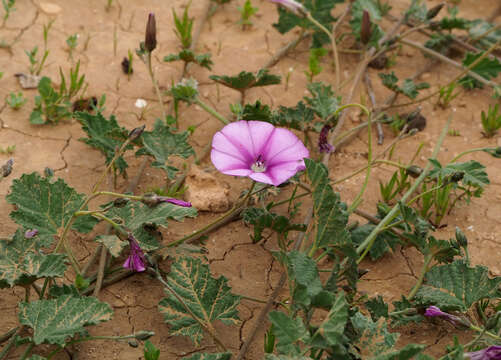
269 0 306 16
211 120 309 186
123 234 146 272
465 346 501 360
424 306 461 325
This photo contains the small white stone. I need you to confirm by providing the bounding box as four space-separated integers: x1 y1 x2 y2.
134 98 147 108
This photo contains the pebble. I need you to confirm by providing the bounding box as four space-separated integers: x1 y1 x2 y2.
185 165 231 212
497 137 501 147
39 2 62 14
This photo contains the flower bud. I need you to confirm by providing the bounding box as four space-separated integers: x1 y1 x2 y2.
405 165 423 178
361 10 372 45
134 330 155 340
25 229 39 238
318 124 334 153
145 13 157 53
426 3 444 20
455 227 468 248
128 125 145 141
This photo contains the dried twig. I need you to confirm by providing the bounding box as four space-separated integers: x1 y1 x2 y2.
364 72 384 145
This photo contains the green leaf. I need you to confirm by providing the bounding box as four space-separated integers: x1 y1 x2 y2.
460 52 501 89
210 69 281 91
105 201 197 250
351 223 401 260
241 100 273 121
158 257 240 346
144 340 160 360
242 208 306 242
0 229 67 288
350 0 385 46
379 72 429 99
6 172 98 246
416 260 501 310
164 49 213 70
365 295 389 320
429 160 489 188
265 355 313 360
27 356 48 360
303 82 340 120
169 78 199 104
351 311 399 357
19 295 113 346
314 292 348 346
95 235 126 257
270 101 315 131
287 250 322 297
371 344 427 360
269 311 308 354
75 111 130 174
305 159 350 249
414 285 465 311
469 20 501 50
136 119 194 178
182 353 232 360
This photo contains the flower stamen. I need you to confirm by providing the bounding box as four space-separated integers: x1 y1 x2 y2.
251 155 267 173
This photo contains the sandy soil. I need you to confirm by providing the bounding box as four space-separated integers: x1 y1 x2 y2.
1 0 501 358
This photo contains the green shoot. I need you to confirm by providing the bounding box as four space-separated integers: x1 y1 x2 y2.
305 47 327 83
437 82 460 109
6 92 27 110
481 104 501 137
172 3 193 49
66 33 79 60
237 0 258 30
1 0 15 25
0 144 15 154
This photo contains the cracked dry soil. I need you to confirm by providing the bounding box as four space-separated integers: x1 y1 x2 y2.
1 0 501 359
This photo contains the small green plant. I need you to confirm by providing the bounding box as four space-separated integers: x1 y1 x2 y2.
305 47 327 82
437 82 460 109
105 0 113 11
66 33 79 60
379 167 411 204
6 91 27 110
30 61 86 125
1 0 15 25
143 340 160 360
0 144 15 154
448 128 461 136
237 0 258 29
25 46 49 75
172 4 193 49
481 104 501 137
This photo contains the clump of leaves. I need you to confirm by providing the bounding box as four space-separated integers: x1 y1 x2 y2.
437 82 460 109
481 104 501 137
164 49 213 70
237 0 258 29
6 91 27 110
305 47 327 82
30 61 86 124
173 4 193 49
379 71 430 99
459 51 501 90
66 33 79 60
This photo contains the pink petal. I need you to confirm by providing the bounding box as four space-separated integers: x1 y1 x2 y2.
267 136 309 167
211 149 252 175
262 128 304 163
267 162 304 186
246 121 276 156
249 172 275 185
212 131 252 163
215 121 255 161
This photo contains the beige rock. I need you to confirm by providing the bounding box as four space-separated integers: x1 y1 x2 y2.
497 137 501 147
185 165 231 212
39 2 62 14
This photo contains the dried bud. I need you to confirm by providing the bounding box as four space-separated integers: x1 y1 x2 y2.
121 57 133 74
405 165 423 178
426 3 444 20
128 125 145 141
318 124 334 153
1 158 13 178
444 171 464 185
145 13 157 53
360 10 372 45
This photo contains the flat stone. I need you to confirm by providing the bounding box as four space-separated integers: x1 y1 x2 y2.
185 165 231 213
39 2 62 14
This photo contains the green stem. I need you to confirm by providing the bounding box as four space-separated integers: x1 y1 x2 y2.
470 324 501 342
407 183 444 206
95 191 143 201
450 147 491 163
0 328 19 360
306 12 340 89
195 98 229 125
269 191 311 209
0 327 18 345
356 114 453 263
19 343 34 360
407 254 432 300
90 213 128 236
146 52 167 122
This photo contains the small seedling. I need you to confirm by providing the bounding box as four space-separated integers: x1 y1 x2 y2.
6 92 26 110
237 0 258 30
437 82 460 109
1 0 15 25
448 128 461 136
24 46 48 75
305 47 327 82
0 144 15 154
66 33 79 60
105 0 113 11
379 167 411 204
481 104 501 137
172 3 193 49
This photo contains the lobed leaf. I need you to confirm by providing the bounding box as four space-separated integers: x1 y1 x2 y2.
19 295 113 346
182 353 232 360
158 257 240 346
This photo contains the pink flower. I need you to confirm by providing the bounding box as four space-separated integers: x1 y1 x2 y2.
123 234 146 272
269 0 306 15
211 120 309 186
465 346 501 360
424 306 461 325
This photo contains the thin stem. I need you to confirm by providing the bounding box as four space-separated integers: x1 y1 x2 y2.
0 327 18 345
356 114 452 263
0 328 18 360
194 97 229 125
407 254 432 300
407 184 444 206
95 191 143 201
470 324 501 342
306 12 340 89
93 245 108 297
146 52 167 122
19 343 34 360
450 147 491 163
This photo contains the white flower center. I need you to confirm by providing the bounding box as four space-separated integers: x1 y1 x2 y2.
251 155 266 173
